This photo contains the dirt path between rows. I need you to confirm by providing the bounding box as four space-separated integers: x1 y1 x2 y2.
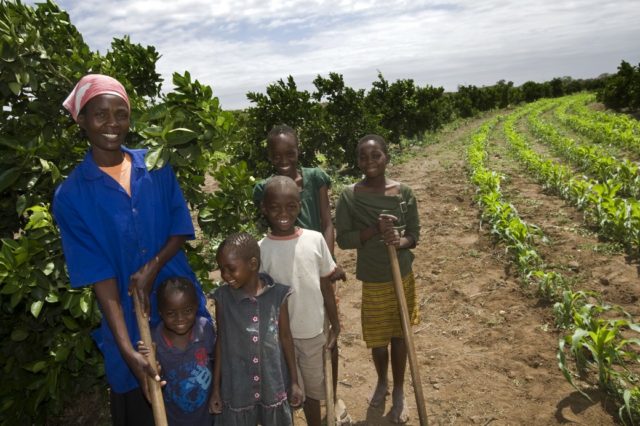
323 115 628 425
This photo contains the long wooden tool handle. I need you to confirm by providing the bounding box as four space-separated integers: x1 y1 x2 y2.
324 347 335 426
133 292 168 426
387 245 428 426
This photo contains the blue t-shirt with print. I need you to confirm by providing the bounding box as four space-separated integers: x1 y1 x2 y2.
153 316 216 426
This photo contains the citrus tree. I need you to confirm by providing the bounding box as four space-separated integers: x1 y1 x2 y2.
0 1 234 423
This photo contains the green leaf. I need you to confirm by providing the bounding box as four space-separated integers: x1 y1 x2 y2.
145 104 167 121
0 136 20 150
23 360 47 373
45 292 58 303
61 315 79 330
628 323 640 333
42 262 55 276
0 167 21 193
11 328 29 342
16 194 27 216
39 158 51 172
53 346 70 362
142 124 164 138
145 146 163 170
0 281 20 294
0 396 14 412
49 162 61 183
8 81 21 95
79 293 90 313
30 300 44 318
165 128 197 146
10 290 22 308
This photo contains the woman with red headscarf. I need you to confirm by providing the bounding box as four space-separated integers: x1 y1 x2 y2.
53 74 212 425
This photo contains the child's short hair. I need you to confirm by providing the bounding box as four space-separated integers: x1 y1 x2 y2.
217 232 261 265
157 277 197 310
267 124 298 146
356 134 389 157
263 175 299 202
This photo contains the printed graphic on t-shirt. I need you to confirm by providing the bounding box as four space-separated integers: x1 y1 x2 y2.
165 347 211 413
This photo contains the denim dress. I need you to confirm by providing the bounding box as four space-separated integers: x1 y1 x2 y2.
213 273 293 426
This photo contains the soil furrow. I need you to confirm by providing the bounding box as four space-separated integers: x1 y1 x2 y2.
484 120 640 312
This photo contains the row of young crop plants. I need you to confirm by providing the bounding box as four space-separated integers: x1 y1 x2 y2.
527 99 640 198
466 105 640 423
556 93 640 156
503 102 640 252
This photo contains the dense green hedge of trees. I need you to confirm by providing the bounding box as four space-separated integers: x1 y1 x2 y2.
598 60 640 111
0 1 235 424
0 0 620 423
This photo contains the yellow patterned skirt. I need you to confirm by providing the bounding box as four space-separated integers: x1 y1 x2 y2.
361 272 420 348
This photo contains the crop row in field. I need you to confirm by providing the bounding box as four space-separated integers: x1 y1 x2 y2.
527 99 640 198
555 93 640 156
502 102 640 253
466 99 640 423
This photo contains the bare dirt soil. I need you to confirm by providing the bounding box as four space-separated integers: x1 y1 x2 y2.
320 114 638 425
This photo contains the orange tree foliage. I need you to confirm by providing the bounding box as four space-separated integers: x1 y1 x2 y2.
0 2 233 424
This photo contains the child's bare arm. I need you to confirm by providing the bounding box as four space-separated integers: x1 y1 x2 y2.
209 301 224 414
136 341 166 394
319 186 346 282
320 276 341 348
278 300 303 407
399 233 417 250
319 185 335 253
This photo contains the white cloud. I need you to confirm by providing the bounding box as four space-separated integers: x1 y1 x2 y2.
31 0 640 108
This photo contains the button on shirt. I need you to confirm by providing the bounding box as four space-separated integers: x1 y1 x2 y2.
53 146 210 393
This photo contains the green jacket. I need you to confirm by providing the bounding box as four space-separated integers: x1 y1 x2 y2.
335 183 420 282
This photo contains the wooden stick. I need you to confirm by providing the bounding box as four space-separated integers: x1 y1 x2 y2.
324 346 335 426
387 245 428 426
133 292 168 426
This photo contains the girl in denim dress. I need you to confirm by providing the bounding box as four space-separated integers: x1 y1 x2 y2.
209 232 302 425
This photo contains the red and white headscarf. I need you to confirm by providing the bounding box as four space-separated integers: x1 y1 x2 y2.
63 74 130 122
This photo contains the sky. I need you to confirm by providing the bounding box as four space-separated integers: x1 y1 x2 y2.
34 0 640 110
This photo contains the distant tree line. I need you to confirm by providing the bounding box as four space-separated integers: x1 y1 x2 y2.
598 60 640 111
240 72 605 175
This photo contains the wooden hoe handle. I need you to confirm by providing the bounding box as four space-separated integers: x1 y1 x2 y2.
133 292 168 426
324 346 335 426
387 245 429 426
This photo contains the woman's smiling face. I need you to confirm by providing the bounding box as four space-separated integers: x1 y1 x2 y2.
78 94 130 154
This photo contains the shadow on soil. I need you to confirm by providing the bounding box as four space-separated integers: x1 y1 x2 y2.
555 389 619 423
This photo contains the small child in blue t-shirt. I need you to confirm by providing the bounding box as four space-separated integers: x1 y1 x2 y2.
138 277 216 426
